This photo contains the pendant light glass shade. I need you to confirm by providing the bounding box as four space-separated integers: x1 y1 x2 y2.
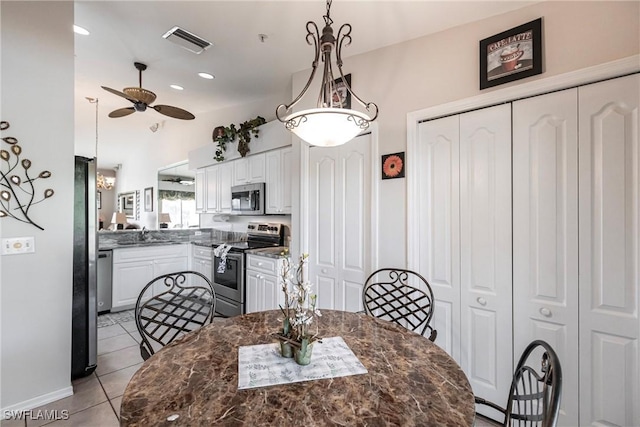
276 0 378 147
285 108 371 147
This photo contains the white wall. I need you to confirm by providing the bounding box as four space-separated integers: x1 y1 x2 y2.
291 0 639 268
1 1 74 410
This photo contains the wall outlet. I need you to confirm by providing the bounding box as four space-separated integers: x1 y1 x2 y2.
2 237 35 255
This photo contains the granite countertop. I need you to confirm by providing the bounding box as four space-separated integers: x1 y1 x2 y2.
245 246 288 258
99 240 189 250
120 310 475 426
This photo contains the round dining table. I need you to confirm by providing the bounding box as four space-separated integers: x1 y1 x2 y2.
120 310 475 426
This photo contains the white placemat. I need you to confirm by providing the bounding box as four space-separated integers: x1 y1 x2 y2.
238 336 368 389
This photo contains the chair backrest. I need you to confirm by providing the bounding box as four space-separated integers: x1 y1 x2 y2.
505 340 563 427
362 268 437 341
134 270 216 360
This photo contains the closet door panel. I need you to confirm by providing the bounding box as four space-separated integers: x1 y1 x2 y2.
579 74 639 427
513 88 579 426
459 103 512 416
416 116 460 359
309 134 371 312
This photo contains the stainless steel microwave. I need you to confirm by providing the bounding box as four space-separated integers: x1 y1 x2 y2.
231 182 265 215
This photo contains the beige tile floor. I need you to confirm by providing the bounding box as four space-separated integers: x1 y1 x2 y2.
1 311 501 426
1 314 143 426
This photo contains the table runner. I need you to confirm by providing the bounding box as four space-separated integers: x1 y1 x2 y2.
238 336 367 389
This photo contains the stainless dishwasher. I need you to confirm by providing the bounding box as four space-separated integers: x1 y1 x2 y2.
97 250 112 314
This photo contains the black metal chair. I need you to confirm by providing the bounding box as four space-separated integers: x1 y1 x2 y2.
362 268 437 341
475 340 563 427
134 271 216 360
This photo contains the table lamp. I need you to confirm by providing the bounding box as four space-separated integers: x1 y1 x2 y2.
111 212 128 230
159 213 171 229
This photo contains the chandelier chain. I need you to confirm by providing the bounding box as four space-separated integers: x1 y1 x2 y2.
324 0 333 27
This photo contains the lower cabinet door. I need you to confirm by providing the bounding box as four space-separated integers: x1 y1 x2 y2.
152 257 189 296
245 270 262 313
112 260 154 310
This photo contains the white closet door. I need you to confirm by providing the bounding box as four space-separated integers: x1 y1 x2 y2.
416 116 460 357
513 88 579 426
459 104 512 418
579 73 640 427
308 134 371 312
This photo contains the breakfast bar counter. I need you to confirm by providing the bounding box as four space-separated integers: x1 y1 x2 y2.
120 310 475 426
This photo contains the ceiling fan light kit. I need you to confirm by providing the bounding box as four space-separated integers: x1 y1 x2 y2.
276 0 378 147
102 62 195 120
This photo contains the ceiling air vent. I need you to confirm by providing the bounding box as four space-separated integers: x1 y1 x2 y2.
162 26 212 55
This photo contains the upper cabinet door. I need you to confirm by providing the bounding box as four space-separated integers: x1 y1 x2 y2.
459 103 512 418
578 73 640 427
513 88 579 426
195 169 206 213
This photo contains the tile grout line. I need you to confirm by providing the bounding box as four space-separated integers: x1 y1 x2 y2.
94 372 121 422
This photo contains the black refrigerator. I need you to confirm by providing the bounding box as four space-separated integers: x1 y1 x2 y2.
72 156 98 379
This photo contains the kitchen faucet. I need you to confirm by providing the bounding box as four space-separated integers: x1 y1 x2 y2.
140 226 149 241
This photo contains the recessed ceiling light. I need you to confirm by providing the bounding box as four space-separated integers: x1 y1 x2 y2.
73 25 90 36
170 84 184 90
198 72 215 80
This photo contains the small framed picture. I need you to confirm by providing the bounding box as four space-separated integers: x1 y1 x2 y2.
144 187 153 212
331 74 351 109
480 18 543 89
97 190 101 209
381 152 405 180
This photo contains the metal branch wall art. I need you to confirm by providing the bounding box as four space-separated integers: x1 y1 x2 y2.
0 121 54 230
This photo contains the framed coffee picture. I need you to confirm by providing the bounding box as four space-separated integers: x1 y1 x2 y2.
480 18 542 89
331 74 351 109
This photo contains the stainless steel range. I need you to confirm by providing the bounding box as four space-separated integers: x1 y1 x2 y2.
212 222 284 317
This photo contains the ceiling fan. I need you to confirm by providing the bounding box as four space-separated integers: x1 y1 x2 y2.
161 176 194 185
101 62 195 120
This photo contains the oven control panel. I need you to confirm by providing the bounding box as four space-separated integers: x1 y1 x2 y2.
247 222 281 236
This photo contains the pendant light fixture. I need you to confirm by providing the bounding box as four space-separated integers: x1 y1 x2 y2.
276 0 378 147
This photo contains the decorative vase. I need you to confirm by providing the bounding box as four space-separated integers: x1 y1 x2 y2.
294 337 314 365
279 317 294 358
280 341 294 358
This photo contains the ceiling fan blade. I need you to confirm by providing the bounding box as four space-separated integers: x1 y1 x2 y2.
153 105 195 120
108 107 136 118
101 86 140 103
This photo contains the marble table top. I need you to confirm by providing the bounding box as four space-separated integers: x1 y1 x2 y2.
120 310 475 426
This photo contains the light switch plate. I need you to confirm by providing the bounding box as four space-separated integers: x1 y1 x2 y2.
2 237 35 255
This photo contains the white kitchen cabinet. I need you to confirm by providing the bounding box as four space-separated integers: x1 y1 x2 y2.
265 147 293 214
232 152 266 186
197 162 233 214
195 168 206 213
191 245 212 283
245 254 284 313
111 244 189 311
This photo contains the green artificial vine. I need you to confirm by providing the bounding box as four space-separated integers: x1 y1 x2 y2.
212 116 266 162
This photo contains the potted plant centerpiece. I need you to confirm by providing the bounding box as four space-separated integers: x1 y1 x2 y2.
275 252 321 365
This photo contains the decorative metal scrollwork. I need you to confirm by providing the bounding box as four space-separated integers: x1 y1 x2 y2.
0 121 54 230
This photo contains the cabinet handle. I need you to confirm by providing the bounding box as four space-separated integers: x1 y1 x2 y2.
539 307 552 317
477 297 487 306
257 262 263 266
321 268 328 274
